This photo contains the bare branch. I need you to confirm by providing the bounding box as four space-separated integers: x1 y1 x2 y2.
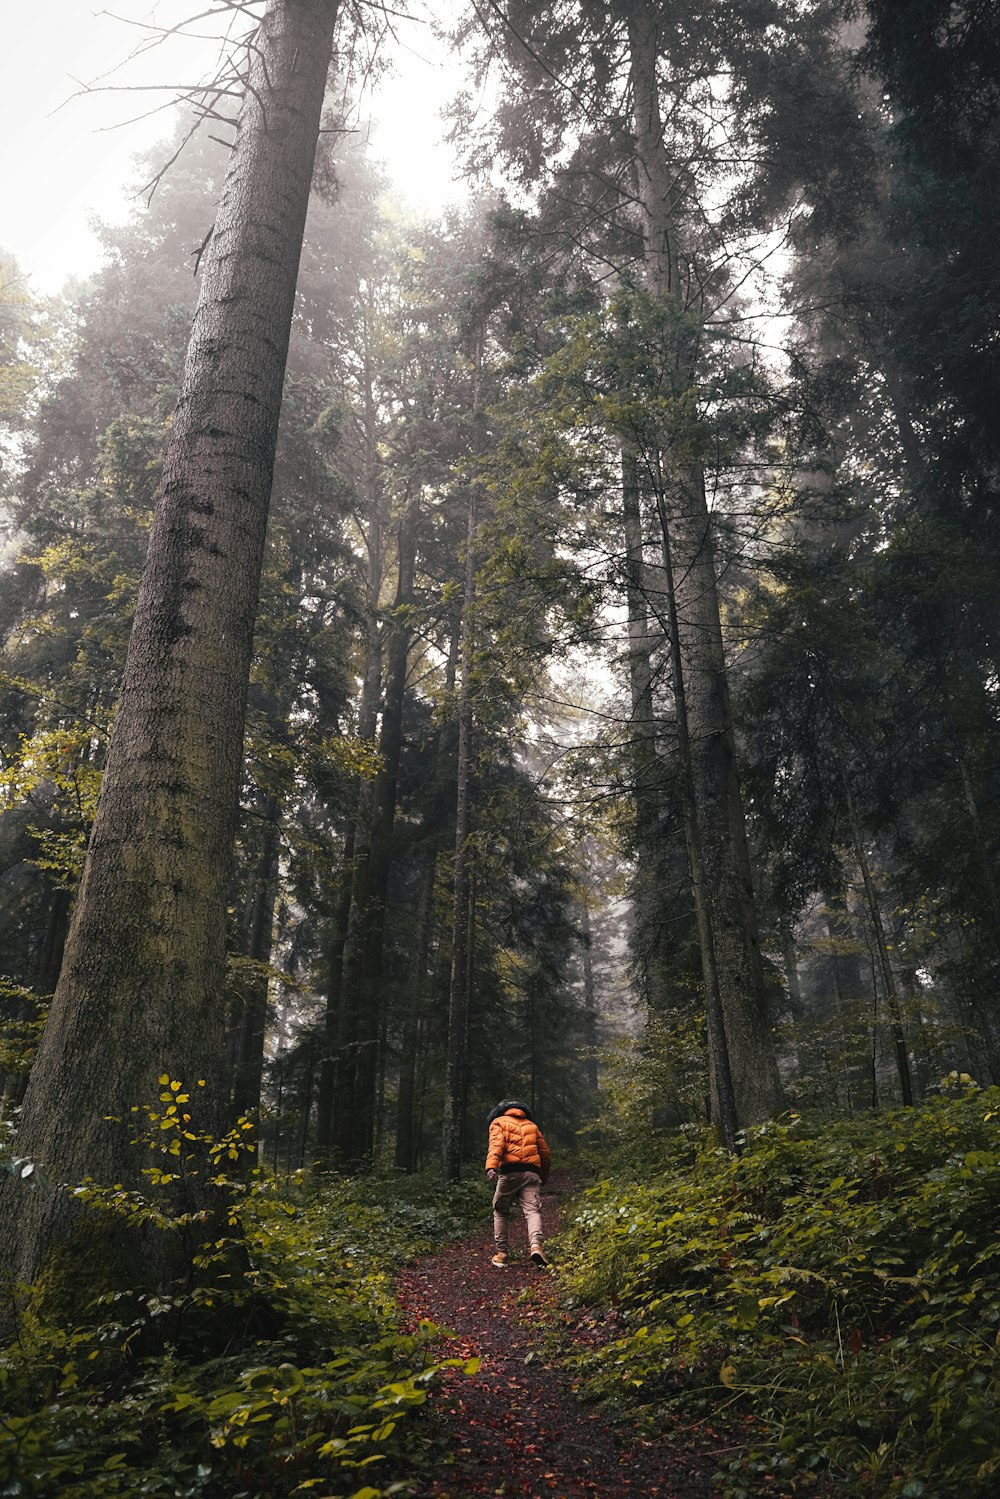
191 223 215 276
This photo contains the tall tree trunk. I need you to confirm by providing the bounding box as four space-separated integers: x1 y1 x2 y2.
230 793 281 1124
621 448 674 1014
396 617 460 1172
580 893 600 1099
314 820 356 1160
782 934 803 1017
393 861 435 1172
839 768 914 1107
297 1040 315 1169
823 892 876 1111
442 492 477 1183
0 0 340 1297
331 466 384 1163
624 0 782 1129
344 497 419 1163
653 484 740 1150
316 510 383 1164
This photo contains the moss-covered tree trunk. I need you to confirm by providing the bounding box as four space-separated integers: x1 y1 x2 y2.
0 0 340 1297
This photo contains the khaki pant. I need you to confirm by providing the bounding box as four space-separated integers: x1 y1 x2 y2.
492 1170 543 1251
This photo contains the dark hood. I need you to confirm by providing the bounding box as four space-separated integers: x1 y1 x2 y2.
486 1098 534 1126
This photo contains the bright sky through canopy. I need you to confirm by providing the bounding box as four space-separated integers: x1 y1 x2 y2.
2 2 465 294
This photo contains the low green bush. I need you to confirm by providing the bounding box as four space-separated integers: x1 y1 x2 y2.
0 1155 483 1499
556 1079 1000 1497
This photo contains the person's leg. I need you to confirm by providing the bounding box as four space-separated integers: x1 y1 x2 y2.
519 1177 545 1257
492 1174 522 1255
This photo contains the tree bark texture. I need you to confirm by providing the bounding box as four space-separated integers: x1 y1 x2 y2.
0 0 340 1296
625 0 782 1128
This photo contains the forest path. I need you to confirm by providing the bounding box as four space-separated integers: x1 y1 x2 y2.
395 1170 727 1498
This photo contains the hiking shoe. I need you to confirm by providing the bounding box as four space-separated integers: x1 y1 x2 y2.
491 1251 508 1268
529 1245 549 1269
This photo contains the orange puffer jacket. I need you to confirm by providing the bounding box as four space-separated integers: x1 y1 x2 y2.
485 1108 551 1182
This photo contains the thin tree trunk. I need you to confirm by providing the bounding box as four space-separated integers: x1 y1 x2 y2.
394 860 435 1172
621 448 674 1014
316 525 382 1164
231 793 280 1124
345 497 419 1163
331 491 383 1163
580 894 600 1098
824 891 876 1112
442 492 477 1183
297 1040 315 1169
838 768 914 1106
0 0 340 1298
272 1060 284 1173
782 935 803 1017
314 821 356 1161
395 617 464 1169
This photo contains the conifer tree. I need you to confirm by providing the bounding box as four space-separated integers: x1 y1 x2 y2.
0 0 342 1296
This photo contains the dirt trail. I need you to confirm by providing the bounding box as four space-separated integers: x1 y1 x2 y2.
395 1171 728 1498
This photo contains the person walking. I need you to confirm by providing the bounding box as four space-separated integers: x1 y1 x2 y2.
485 1098 551 1269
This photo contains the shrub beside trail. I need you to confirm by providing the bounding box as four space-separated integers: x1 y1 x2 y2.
556 1081 1000 1498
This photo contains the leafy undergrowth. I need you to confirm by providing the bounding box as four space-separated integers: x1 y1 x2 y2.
0 1171 484 1499
556 1080 1000 1498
